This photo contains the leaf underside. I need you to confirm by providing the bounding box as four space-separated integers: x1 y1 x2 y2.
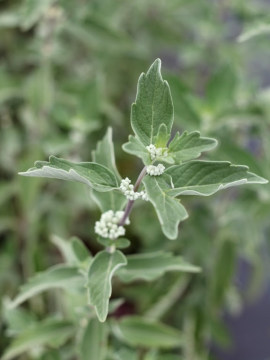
19 155 118 192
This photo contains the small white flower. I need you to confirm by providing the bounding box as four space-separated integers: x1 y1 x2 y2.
94 210 129 239
146 163 165 176
146 144 168 160
120 177 148 201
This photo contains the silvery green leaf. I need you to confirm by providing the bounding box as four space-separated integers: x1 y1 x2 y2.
122 135 151 165
118 252 200 282
78 318 108 360
112 316 182 349
19 155 118 192
92 128 126 211
51 235 91 265
20 0 55 30
1 319 74 360
9 265 84 308
165 161 268 197
168 131 217 163
143 175 188 240
92 127 121 180
237 23 270 43
131 59 173 146
87 250 127 322
153 124 170 148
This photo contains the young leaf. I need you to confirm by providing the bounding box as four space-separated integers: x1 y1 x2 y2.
1 319 74 360
87 250 127 322
9 265 84 308
122 135 151 165
143 175 188 240
112 316 182 349
92 127 121 180
131 59 174 146
19 155 118 192
78 318 108 360
117 252 200 282
91 128 126 211
154 124 170 148
168 131 217 163
165 161 268 197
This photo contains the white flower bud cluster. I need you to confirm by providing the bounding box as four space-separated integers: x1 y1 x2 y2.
120 178 148 201
146 144 168 160
94 210 130 239
146 164 165 176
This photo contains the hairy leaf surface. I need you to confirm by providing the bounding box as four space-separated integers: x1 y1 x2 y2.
91 127 126 211
1 319 74 360
122 135 151 165
87 250 127 322
118 252 200 282
143 175 188 239
78 318 108 360
165 161 268 197
131 59 173 145
19 155 118 192
169 131 217 162
112 316 182 348
9 265 84 308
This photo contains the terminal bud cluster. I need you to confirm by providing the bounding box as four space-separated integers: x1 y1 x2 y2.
146 163 165 176
146 144 168 160
94 210 130 239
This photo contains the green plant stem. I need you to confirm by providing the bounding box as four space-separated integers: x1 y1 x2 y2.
118 166 147 226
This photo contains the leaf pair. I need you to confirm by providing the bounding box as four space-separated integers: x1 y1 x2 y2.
122 59 268 239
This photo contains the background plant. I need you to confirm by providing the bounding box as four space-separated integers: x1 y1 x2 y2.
1 0 270 359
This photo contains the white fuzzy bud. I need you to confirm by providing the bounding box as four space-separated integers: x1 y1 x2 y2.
146 144 168 160
94 210 129 239
120 177 148 201
146 163 165 176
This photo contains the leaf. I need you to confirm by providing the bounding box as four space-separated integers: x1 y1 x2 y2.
20 0 54 30
210 240 236 306
143 175 188 239
112 316 182 349
19 155 118 192
71 237 91 263
1 319 74 360
51 235 89 265
92 127 121 179
9 265 84 308
131 59 174 146
3 305 37 336
87 250 127 322
91 128 126 211
122 135 151 165
237 23 270 43
117 252 200 282
78 318 108 360
168 131 217 163
165 161 268 197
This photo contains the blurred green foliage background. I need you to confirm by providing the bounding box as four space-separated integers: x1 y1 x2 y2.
0 0 270 359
